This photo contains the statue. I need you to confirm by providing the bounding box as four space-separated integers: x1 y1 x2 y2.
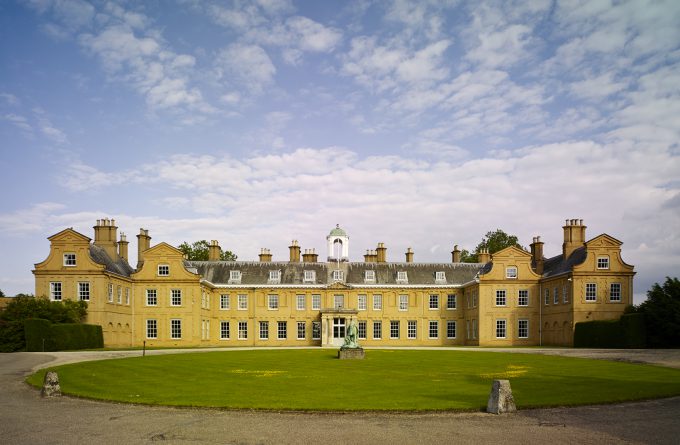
342 319 360 349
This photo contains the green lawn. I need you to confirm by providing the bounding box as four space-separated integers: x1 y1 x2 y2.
26 349 680 411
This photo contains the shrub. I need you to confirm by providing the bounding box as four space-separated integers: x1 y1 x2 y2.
574 313 646 348
24 319 103 351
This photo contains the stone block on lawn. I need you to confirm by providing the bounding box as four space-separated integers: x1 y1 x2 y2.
486 379 516 414
41 371 61 397
338 347 365 360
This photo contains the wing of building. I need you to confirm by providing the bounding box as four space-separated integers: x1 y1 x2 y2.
33 218 634 348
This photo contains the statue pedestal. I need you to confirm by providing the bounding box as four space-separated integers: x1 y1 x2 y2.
338 347 365 360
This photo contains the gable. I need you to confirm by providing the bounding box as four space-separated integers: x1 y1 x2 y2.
48 228 91 244
585 233 622 248
143 242 185 257
491 245 532 260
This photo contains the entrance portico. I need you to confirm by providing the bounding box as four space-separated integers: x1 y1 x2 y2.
320 308 358 348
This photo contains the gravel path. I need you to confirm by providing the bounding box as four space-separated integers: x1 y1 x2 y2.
2 348 680 444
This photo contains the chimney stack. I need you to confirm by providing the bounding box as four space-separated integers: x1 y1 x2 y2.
259 248 272 262
302 248 318 263
562 218 587 259
136 228 151 269
478 248 490 264
451 245 461 263
94 218 119 259
376 243 387 263
405 247 414 263
118 233 129 263
208 240 221 261
364 250 377 263
530 236 545 275
289 240 301 262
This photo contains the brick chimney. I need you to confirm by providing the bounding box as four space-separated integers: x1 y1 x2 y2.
376 243 387 263
364 250 377 263
405 247 414 263
562 219 586 259
302 248 318 263
289 240 301 262
94 218 118 259
530 236 545 275
451 245 461 263
117 233 129 263
258 248 272 262
208 240 221 261
136 228 151 269
478 248 490 263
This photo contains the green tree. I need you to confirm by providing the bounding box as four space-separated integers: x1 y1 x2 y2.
461 229 525 263
0 289 4 297
178 240 237 261
0 296 88 352
637 277 680 347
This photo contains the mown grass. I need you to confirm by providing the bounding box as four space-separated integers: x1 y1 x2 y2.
26 349 680 411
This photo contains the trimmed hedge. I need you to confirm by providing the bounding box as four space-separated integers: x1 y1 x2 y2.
574 313 646 348
24 318 103 351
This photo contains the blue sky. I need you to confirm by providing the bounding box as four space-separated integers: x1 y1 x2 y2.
1 0 678 303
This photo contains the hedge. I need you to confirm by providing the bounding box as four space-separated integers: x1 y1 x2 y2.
574 313 646 348
24 318 103 351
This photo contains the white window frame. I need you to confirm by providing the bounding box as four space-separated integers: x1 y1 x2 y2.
63 253 76 266
373 294 382 310
220 321 230 340
358 321 367 339
158 264 169 276
117 286 122 304
125 288 130 305
296 294 305 310
78 282 90 301
373 321 382 339
446 294 457 310
220 294 230 310
277 321 287 340
303 270 316 283
610 283 622 302
597 256 610 270
364 270 376 283
229 270 241 283
496 290 506 307
312 294 321 310
268 270 281 283
50 281 62 301
407 320 417 339
312 321 321 340
297 321 306 340
506 266 518 279
396 271 408 283
563 285 569 304
259 321 269 340
447 320 457 339
238 321 248 340
429 294 439 310
334 294 344 309
108 283 113 302
170 289 182 306
358 294 367 311
146 289 157 306
268 294 279 310
518 289 528 306
554 286 559 305
435 271 446 283
428 320 439 339
390 320 400 339
170 319 182 339
399 294 408 311
146 319 157 339
518 319 529 339
496 319 507 339
544 288 550 305
585 283 597 302
238 294 248 310
332 270 344 282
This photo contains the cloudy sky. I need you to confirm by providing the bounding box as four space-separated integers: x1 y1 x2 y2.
1 0 678 303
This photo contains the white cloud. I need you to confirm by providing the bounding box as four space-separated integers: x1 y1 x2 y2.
215 43 276 93
2 113 33 132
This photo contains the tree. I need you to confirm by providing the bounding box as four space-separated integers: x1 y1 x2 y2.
636 277 680 347
178 240 237 261
0 289 4 297
461 229 525 263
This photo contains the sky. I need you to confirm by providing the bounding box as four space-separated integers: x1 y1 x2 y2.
0 0 678 303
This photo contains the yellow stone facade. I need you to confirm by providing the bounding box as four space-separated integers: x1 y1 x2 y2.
33 218 635 348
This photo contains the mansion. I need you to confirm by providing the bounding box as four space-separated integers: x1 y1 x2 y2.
33 219 635 348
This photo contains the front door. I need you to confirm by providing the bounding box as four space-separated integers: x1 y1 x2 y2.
332 317 346 346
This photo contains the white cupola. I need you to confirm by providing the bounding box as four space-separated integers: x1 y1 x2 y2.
327 224 349 262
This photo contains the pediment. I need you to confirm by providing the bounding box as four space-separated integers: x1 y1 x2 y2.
326 281 352 290
586 234 622 248
144 242 185 257
48 228 91 243
491 245 531 259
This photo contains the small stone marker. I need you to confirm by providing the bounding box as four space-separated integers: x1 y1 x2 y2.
486 379 516 414
41 371 61 397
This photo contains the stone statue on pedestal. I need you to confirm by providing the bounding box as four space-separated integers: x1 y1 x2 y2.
342 320 360 349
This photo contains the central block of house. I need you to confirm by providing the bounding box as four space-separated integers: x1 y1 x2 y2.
33 219 635 348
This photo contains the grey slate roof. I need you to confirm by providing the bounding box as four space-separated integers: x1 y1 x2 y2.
89 244 135 277
541 247 587 278
186 261 484 286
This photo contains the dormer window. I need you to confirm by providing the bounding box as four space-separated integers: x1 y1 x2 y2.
364 270 376 283
396 271 408 284
268 270 281 283
158 265 169 276
229 270 242 284
63 253 76 266
304 270 316 283
332 270 344 282
506 267 518 279
597 256 609 269
435 271 446 283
